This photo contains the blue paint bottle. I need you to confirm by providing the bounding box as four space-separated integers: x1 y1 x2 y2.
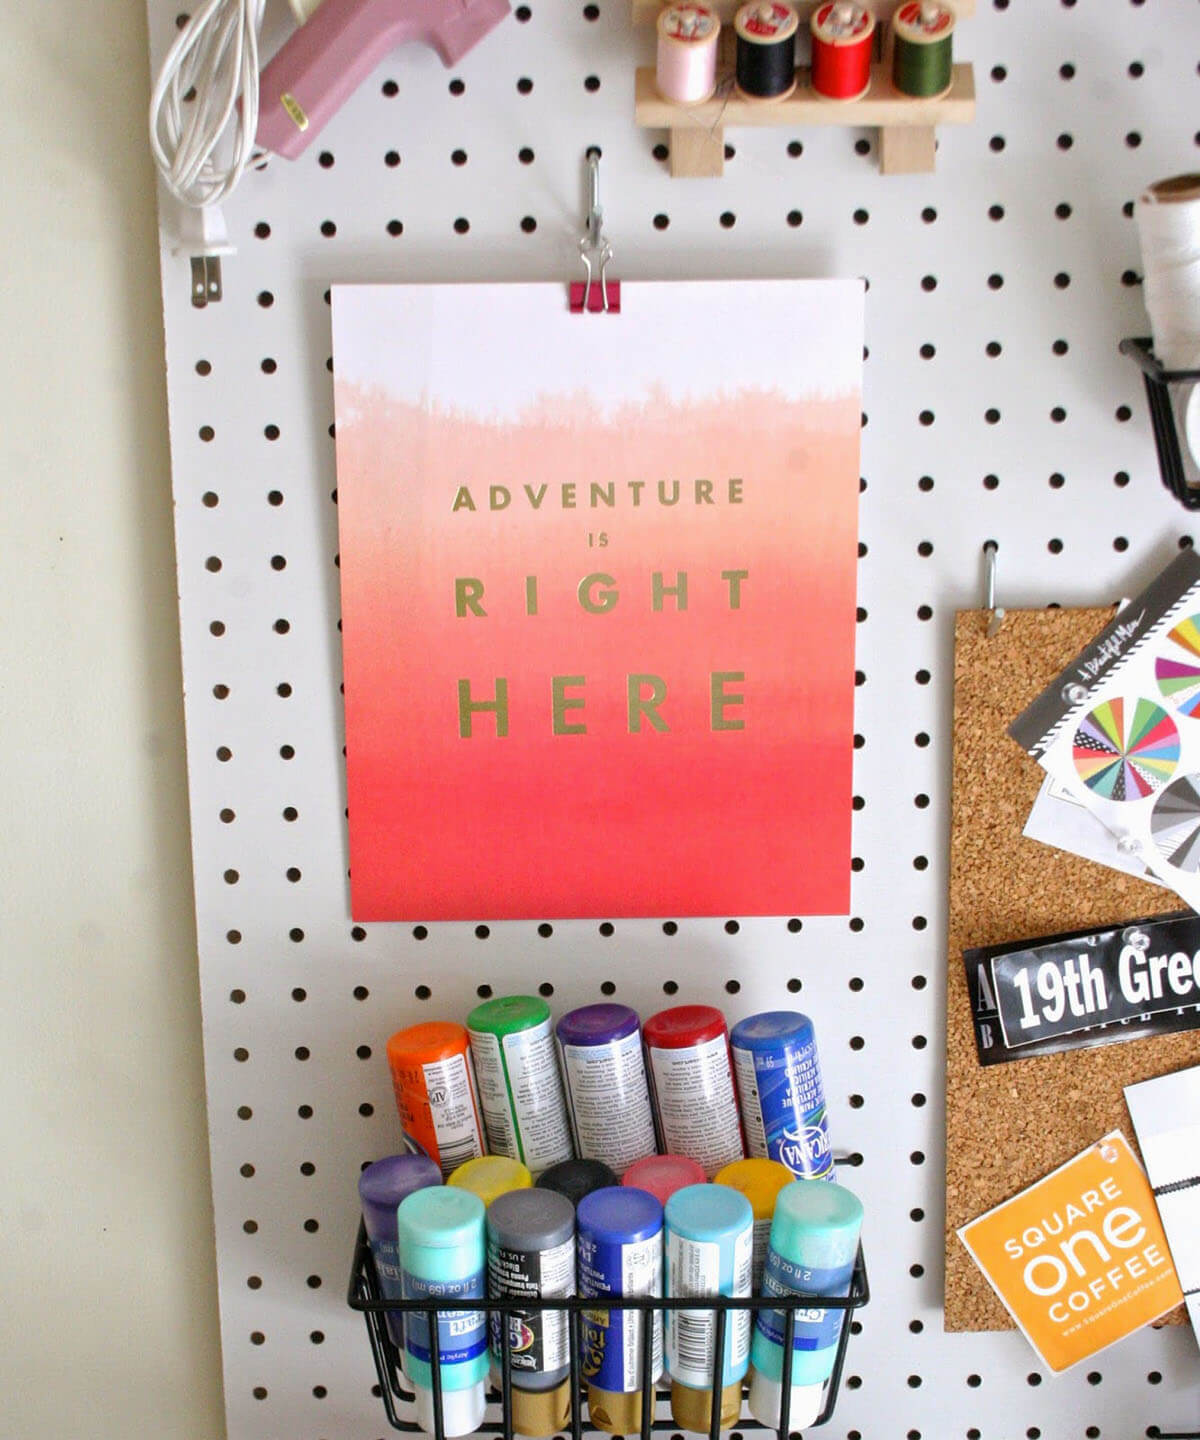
730 1012 835 1181
397 1186 489 1436
664 1183 754 1434
577 1185 664 1435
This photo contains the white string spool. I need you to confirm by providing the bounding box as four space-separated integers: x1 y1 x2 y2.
1136 174 1200 467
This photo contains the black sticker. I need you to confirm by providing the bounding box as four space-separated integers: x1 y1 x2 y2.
963 910 1200 1064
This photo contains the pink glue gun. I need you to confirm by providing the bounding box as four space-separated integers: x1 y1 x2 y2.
256 0 511 160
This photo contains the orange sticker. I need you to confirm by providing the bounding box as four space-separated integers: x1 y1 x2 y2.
958 1131 1183 1373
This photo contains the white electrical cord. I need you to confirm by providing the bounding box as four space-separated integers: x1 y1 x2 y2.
149 0 267 209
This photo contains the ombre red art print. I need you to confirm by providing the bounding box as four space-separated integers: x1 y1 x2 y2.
331 281 862 920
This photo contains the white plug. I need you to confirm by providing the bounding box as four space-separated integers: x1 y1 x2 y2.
168 196 235 308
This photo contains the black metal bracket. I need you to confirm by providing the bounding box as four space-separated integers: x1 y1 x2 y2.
1121 337 1200 510
348 1221 870 1440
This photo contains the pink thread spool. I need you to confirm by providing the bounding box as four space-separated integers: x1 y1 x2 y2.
656 3 721 105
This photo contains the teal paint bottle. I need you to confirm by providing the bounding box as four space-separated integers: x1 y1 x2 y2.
748 1179 863 1430
397 1186 489 1435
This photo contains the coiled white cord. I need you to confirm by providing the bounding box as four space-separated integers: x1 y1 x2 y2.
149 0 267 208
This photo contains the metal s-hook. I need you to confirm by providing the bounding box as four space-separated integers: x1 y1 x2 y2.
578 147 614 313
983 540 1005 637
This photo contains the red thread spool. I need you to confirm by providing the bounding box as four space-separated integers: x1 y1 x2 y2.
810 0 875 101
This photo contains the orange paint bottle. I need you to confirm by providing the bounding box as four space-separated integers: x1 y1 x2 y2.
387 1021 486 1178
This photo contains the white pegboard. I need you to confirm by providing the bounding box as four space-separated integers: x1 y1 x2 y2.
147 1 1200 1437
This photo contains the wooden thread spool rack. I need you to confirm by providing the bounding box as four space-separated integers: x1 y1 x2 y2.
632 0 975 177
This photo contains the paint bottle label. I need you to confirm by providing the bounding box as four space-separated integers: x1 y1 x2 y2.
470 1019 573 1173
419 1053 484 1178
665 1228 752 1386
754 1252 855 1353
560 1030 657 1172
403 1269 488 1366
579 1231 664 1391
751 1217 772 1292
488 1238 575 1373
732 1043 834 1181
646 1034 743 1177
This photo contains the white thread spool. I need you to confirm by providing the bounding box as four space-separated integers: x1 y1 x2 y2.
1136 174 1200 467
656 3 721 105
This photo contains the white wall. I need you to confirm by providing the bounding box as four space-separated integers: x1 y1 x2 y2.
0 3 225 1434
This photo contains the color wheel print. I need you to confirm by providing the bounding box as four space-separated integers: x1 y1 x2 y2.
1071 697 1179 800
1156 614 1200 717
1152 774 1200 873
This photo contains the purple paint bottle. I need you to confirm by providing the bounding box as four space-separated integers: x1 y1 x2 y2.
556 1005 657 1174
359 1152 443 1350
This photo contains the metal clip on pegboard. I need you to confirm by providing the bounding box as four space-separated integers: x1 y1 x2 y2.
1120 338 1200 511
348 1223 869 1440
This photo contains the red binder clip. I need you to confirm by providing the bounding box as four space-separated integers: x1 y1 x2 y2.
570 147 621 313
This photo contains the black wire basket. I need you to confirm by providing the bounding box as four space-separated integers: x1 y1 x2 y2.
348 1221 869 1440
1120 338 1200 510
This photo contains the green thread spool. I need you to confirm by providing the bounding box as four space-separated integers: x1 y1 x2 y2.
892 0 955 99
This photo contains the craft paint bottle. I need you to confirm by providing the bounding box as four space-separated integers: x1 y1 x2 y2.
359 1153 443 1352
487 1188 577 1436
622 1154 707 1207
537 1157 619 1209
664 1183 754 1433
643 1006 745 1178
809 0 875 101
467 995 575 1175
577 1185 665 1436
748 1180 863 1430
713 1158 793 1292
730 1012 835 1182
556 1005 658 1174
396 1186 489 1436
387 1021 486 1179
449 1154 533 1208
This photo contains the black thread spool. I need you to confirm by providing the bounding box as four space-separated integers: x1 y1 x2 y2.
734 1 799 101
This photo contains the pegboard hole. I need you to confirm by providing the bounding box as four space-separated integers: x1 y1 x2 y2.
787 977 802 991
599 922 615 937
298 1104 313 1118
415 985 432 1000
387 220 404 237
663 979 679 995
449 79 466 95
787 210 803 228
537 923 554 939
517 77 533 94
849 1035 865 1050
385 151 401 167
476 983 493 998
725 979 741 994
600 980 616 995
320 220 336 238
539 982 555 997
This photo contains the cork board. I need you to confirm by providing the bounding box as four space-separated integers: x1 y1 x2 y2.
944 607 1200 1332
